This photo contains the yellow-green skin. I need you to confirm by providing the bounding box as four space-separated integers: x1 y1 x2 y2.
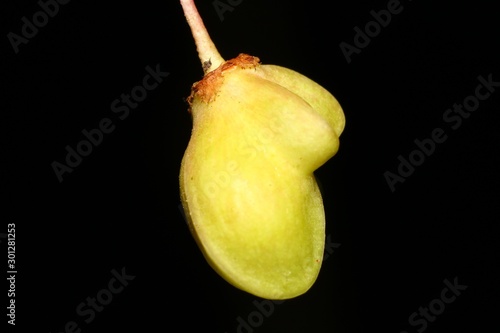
180 54 344 299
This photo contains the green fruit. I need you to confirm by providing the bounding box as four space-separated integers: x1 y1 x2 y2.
179 0 345 300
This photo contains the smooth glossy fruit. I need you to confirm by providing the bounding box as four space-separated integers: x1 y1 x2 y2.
179 0 345 299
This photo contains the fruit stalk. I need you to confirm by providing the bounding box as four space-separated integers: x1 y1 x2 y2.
180 0 224 74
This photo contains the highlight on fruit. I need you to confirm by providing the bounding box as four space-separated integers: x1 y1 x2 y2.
179 0 345 300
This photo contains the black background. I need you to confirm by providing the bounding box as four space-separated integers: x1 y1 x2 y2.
1 0 499 332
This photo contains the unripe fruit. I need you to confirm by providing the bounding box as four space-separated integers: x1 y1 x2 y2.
179 0 345 300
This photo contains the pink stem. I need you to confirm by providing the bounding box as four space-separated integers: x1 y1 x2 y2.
180 0 225 74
